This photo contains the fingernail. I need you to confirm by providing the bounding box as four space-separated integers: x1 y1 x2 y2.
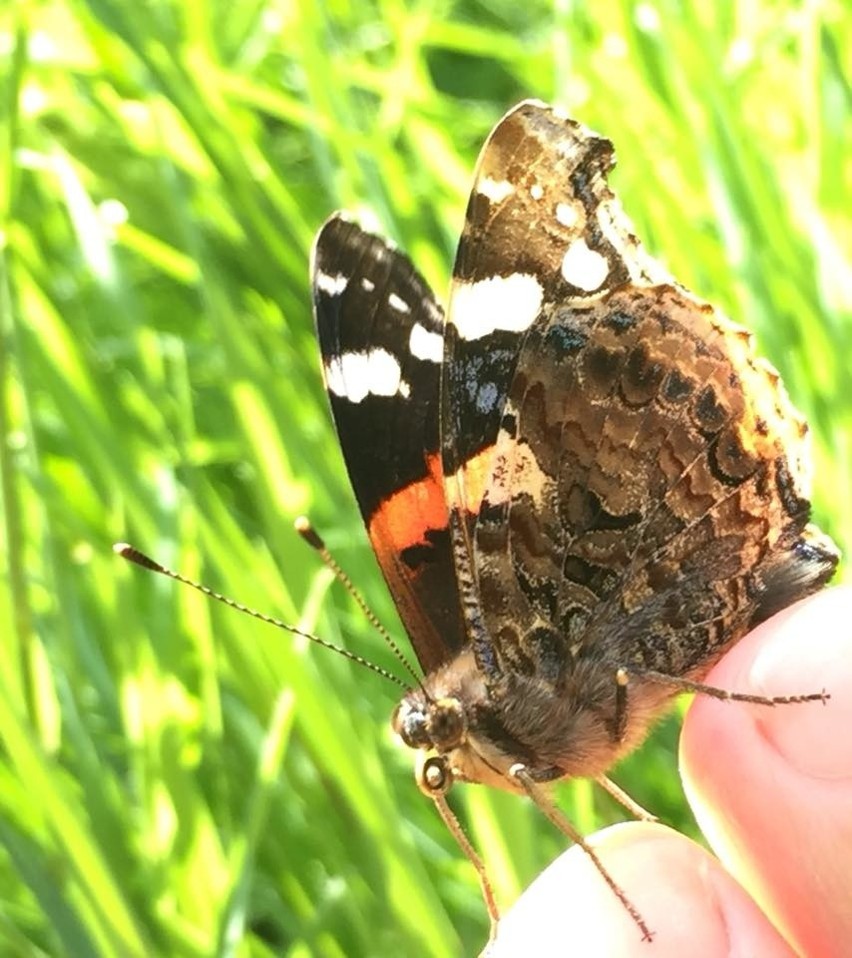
748 588 852 780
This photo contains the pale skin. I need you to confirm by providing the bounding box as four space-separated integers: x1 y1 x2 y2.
490 586 852 957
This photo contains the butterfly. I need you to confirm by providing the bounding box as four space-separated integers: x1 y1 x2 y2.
309 99 838 943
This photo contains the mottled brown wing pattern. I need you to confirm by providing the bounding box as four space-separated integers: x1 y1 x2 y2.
465 107 838 693
476 285 837 686
440 101 680 679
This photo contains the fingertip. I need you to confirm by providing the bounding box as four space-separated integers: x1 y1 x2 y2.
681 585 852 798
681 586 852 955
745 587 852 779
488 824 793 957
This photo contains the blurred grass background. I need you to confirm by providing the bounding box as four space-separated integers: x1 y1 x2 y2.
0 0 849 955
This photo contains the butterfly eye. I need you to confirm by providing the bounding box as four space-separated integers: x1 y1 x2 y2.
418 755 453 795
426 697 465 750
392 700 432 749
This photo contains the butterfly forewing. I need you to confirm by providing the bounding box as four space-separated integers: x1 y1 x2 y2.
440 102 671 508
311 214 466 673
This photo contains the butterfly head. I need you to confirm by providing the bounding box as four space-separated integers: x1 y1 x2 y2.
392 649 521 794
394 694 465 752
392 692 463 798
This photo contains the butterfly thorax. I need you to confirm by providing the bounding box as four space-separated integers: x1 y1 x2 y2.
392 645 679 794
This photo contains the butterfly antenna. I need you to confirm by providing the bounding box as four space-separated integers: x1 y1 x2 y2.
294 517 423 688
113 542 409 691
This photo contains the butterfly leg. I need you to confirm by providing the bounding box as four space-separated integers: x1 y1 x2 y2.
597 670 658 820
509 763 654 942
595 774 657 822
609 666 630 743
628 669 829 706
430 791 500 942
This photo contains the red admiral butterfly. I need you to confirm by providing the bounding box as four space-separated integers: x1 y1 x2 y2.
310 100 838 945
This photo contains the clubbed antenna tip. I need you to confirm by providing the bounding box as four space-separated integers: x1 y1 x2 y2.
113 542 163 573
294 516 325 551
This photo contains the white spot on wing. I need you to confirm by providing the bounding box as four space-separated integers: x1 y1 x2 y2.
560 240 609 292
361 277 375 292
388 292 410 313
325 349 406 403
409 323 443 363
315 271 348 295
478 177 514 202
530 183 544 200
451 274 543 341
555 202 579 228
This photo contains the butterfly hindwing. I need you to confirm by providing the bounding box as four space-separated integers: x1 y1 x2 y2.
457 105 838 684
311 214 465 673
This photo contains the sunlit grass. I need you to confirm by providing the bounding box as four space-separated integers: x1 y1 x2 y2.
0 1 849 955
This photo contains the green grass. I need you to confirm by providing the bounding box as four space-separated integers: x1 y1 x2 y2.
0 1 849 956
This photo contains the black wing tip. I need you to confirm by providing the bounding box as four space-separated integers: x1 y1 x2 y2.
312 211 394 257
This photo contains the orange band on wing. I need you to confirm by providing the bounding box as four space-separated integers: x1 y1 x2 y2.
368 453 447 551
368 445 498 553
